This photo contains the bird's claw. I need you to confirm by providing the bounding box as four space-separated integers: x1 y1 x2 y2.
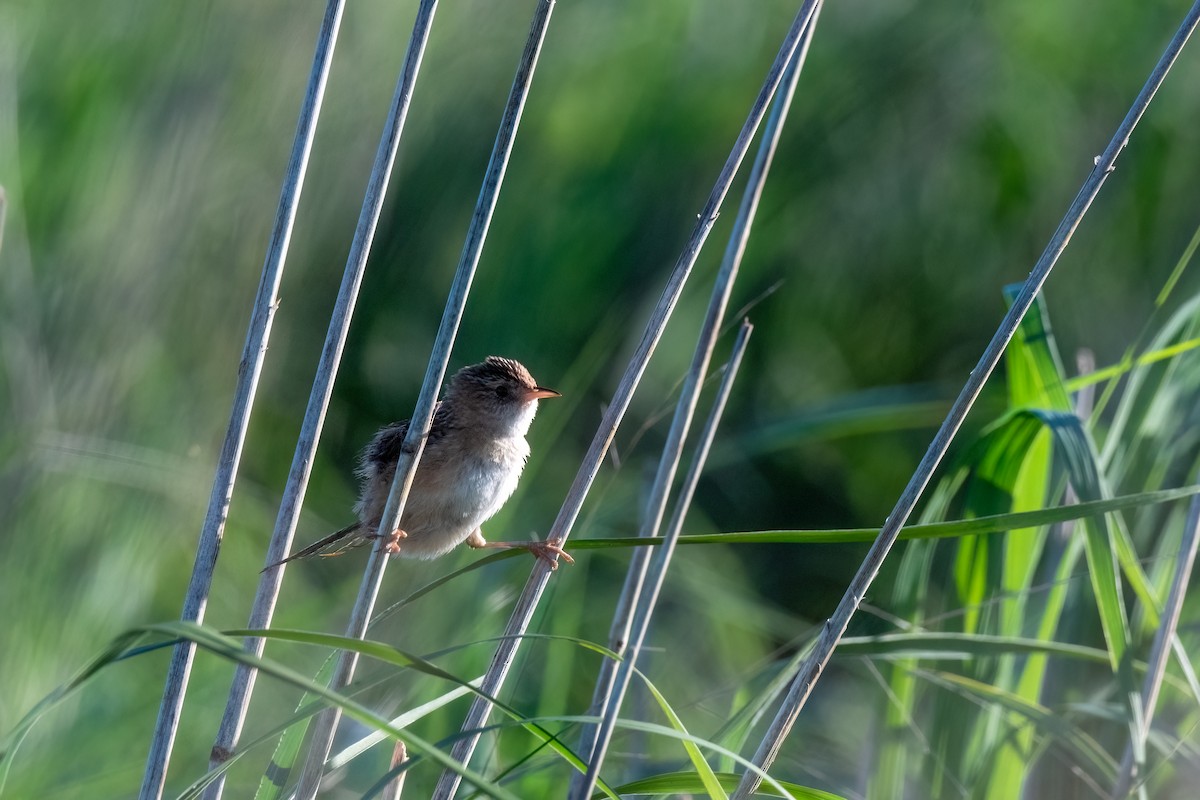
530 537 574 570
368 528 408 555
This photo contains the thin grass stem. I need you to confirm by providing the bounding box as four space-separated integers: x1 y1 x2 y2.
733 4 1200 797
138 4 347 798
569 6 820 796
431 2 823 796
1095 220 1200 457
1112 495 1200 798
292 1 555 796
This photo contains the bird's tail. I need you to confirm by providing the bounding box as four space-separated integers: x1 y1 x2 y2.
261 521 363 572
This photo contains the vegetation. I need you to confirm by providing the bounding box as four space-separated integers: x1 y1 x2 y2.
2 1 1200 797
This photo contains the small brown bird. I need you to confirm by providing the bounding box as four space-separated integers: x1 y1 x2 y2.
268 356 572 570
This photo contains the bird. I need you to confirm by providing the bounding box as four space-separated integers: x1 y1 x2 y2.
265 356 572 571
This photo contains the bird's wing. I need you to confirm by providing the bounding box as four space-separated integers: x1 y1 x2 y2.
362 401 451 470
363 418 411 470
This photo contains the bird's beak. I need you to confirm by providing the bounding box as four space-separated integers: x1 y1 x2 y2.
526 386 561 401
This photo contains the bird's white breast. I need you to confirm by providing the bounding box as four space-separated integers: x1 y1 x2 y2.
398 434 530 559
456 435 530 519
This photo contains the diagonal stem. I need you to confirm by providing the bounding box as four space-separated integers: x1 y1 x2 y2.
1112 495 1200 798
572 321 754 800
431 1 823 797
733 3 1200 796
292 1 557 796
570 5 822 796
201 3 437 799
138 3 346 797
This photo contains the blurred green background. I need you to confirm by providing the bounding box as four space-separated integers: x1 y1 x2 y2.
3 0 1200 797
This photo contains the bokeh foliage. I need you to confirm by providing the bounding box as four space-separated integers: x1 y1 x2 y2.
3 0 1200 797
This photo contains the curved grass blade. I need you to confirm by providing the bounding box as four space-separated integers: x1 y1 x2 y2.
153 624 523 800
637 665 729 799
2 624 520 800
919 670 1118 784
951 411 1046 634
0 631 145 795
1003 286 1073 413
278 628 758 799
609 771 843 800
549 715 800 800
176 678 476 799
243 551 532 798
1029 409 1130 668
193 630 646 799
222 628 618 798
249 653 336 800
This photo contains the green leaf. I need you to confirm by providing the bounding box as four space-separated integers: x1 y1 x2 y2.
251 653 337 800
1028 409 1130 668
921 670 1117 782
1066 337 1200 391
608 770 845 799
636 668 729 799
222 628 620 799
570 484 1200 548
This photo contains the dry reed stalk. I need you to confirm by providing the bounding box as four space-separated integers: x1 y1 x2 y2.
139 3 346 797
431 1 823 796
570 5 822 795
202 4 441 795
381 741 408 800
292 1 557 796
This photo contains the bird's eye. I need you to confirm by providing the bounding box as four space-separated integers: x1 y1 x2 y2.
494 386 507 399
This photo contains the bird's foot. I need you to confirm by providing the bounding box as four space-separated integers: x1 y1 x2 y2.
466 533 574 570
526 537 574 570
368 528 408 555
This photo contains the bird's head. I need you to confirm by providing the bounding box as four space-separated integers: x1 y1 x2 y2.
444 356 559 436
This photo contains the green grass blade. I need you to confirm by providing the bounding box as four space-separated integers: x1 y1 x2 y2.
921 670 1118 783
0 632 145 795
224 628 619 798
545 715 802 800
174 678 476 799
609 771 844 799
569 484 1200 547
150 623 523 800
989 293 1074 799
2 623 522 800
951 411 1045 634
636 669 729 800
251 654 337 800
1067 337 1200 391
1031 410 1130 667
1003 286 1073 412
